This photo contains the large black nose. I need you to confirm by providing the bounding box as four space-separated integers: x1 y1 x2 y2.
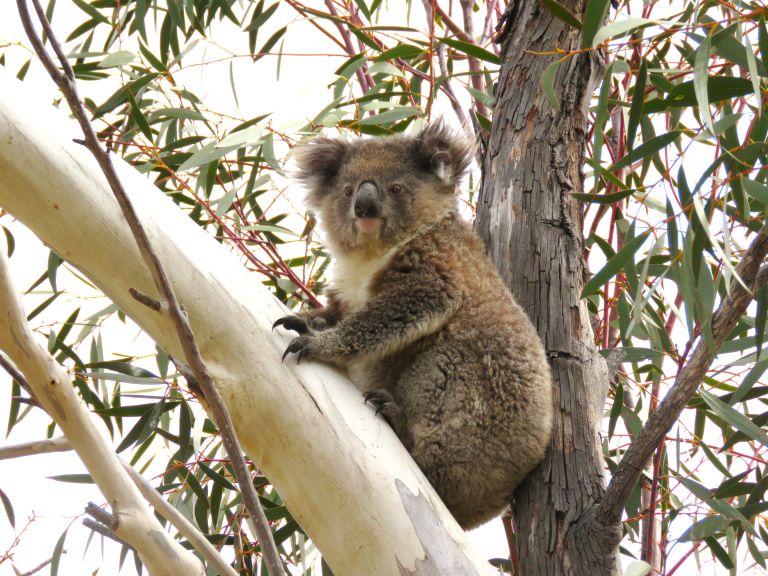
354 181 380 218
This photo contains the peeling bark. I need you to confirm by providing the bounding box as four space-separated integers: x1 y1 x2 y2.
475 0 622 573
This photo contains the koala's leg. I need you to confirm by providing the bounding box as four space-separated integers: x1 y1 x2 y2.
363 389 411 447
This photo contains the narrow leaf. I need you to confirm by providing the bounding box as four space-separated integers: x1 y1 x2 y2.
581 0 611 49
582 232 650 297
701 390 768 446
694 36 714 132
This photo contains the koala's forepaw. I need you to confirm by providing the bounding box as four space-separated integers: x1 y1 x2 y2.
364 389 399 418
281 335 313 363
272 315 310 334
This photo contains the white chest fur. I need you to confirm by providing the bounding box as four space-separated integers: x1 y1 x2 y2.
331 246 398 312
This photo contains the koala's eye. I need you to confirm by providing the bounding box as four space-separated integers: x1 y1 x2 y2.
343 185 353 197
390 184 402 194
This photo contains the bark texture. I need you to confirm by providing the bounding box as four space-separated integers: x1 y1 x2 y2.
475 0 622 574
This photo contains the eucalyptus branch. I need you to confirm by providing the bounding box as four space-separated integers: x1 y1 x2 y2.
0 436 71 460
596 229 768 526
15 2 286 575
459 0 490 118
120 460 239 576
0 244 204 574
323 0 372 94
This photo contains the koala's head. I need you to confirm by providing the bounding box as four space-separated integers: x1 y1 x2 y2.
293 122 473 253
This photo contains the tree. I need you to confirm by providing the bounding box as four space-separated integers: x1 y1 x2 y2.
0 0 767 575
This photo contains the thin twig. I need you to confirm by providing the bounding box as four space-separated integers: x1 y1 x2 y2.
13 555 57 576
16 3 286 575
597 231 768 526
458 0 490 119
83 518 129 546
120 460 239 576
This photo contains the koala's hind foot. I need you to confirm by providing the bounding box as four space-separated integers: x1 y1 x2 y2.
364 389 409 444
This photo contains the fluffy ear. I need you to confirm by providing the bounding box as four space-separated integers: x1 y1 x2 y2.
413 121 474 185
291 137 350 203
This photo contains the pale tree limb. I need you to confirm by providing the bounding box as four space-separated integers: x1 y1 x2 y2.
0 68 494 574
15 3 286 575
0 248 206 576
121 460 239 576
0 423 237 576
596 230 768 526
0 435 71 459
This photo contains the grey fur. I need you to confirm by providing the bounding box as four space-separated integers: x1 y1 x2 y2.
276 123 553 529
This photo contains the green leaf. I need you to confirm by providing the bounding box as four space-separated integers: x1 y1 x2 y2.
48 474 94 483
128 93 153 141
592 17 654 47
608 131 681 173
0 488 14 527
87 361 158 379
572 189 633 204
581 0 611 49
540 0 582 30
644 77 754 113
440 38 501 65
582 232 650 297
626 60 647 157
541 58 563 110
694 35 714 132
701 390 768 446
50 528 68 576
2 226 15 257
679 515 729 541
98 50 136 68
94 73 159 117
356 107 421 126
253 26 287 62
116 401 165 453
71 0 107 22
624 560 651 576
375 44 424 61
245 1 279 32
47 250 61 293
742 178 768 204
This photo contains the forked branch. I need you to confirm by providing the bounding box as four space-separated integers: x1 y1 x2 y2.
597 228 768 526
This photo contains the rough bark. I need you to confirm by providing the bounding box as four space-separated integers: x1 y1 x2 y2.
475 0 622 574
0 70 493 576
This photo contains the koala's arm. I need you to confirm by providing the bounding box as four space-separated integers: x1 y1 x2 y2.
283 270 457 364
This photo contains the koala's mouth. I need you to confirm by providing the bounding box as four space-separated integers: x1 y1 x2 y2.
354 217 383 236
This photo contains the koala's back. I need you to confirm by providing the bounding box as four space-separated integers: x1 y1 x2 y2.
354 214 552 529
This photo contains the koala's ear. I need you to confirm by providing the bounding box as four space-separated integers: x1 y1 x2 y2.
291 137 350 202
414 121 474 186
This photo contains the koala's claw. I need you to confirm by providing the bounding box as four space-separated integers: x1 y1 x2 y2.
364 389 397 416
273 315 309 334
282 336 311 363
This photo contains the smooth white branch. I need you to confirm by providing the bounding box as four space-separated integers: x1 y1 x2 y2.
0 70 492 575
0 244 205 575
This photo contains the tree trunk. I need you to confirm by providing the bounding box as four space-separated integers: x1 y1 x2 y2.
475 1 623 574
0 69 494 576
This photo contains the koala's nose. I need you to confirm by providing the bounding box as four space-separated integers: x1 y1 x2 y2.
354 181 380 218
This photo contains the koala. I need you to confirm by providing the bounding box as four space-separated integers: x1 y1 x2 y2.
274 122 553 529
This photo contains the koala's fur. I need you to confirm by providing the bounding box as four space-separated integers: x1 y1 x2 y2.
275 123 553 529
